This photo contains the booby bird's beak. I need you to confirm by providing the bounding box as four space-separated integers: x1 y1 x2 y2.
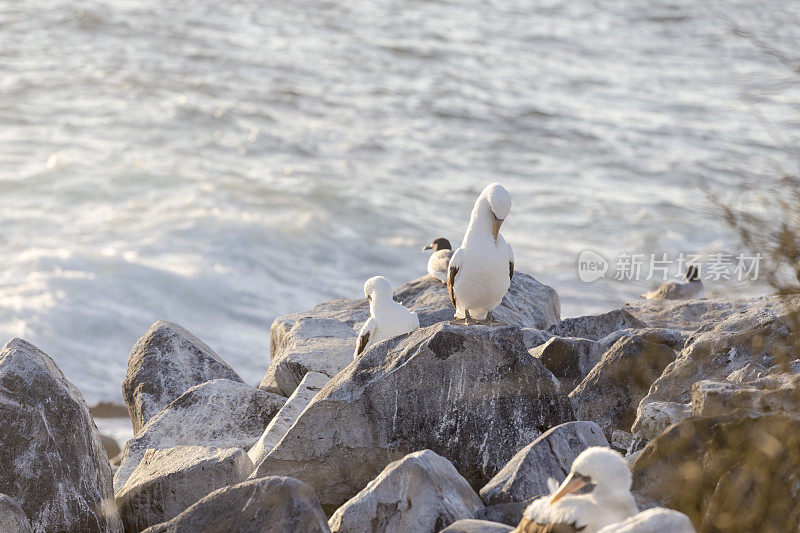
549 473 587 505
422 244 433 251
492 214 504 242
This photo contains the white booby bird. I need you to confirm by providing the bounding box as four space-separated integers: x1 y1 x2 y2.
423 237 453 284
513 447 639 533
596 507 695 533
354 276 420 359
448 183 514 324
642 265 704 300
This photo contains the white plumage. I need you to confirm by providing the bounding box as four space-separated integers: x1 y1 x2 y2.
423 237 453 284
642 265 704 300
448 183 514 323
354 276 419 358
596 507 695 533
515 447 638 533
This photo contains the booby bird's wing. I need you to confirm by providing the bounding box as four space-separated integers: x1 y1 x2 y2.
507 242 515 281
595 507 695 533
515 498 588 533
447 248 464 311
354 317 377 359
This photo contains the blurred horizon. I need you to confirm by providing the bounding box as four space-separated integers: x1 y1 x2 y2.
1 0 799 403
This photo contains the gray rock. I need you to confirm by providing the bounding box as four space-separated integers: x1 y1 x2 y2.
102 434 121 460
622 297 757 333
329 450 483 533
253 324 574 510
122 321 246 435
598 327 685 351
691 376 800 420
440 519 514 533
249 371 329 467
117 446 253 532
569 336 676 438
545 309 647 341
260 273 560 396
0 339 122 533
726 362 768 383
480 421 607 506
520 328 552 350
611 430 633 452
630 401 691 446
529 336 604 392
0 495 33 533
141 476 330 533
115 379 284 491
475 502 530 527
631 296 799 446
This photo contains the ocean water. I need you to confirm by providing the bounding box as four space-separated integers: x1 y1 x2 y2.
1 0 798 404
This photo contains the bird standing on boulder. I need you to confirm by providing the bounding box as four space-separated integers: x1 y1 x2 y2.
354 276 420 358
642 265 704 300
448 183 514 325
514 447 638 533
423 237 453 284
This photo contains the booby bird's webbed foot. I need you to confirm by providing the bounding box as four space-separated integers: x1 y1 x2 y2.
451 310 478 325
479 310 508 326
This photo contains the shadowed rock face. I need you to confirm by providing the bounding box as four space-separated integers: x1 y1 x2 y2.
0 495 33 533
141 477 330 533
260 273 560 396
122 321 246 435
480 421 608 508
631 415 800 532
529 337 604 392
0 339 122 533
115 379 284 491
116 446 253 533
253 324 574 511
329 450 484 533
569 336 676 439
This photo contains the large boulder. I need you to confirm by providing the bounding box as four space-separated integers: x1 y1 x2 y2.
0 495 32 533
141 476 330 533
631 297 799 446
545 309 646 341
631 414 800 532
528 337 604 392
249 371 329 467
328 450 483 533
440 519 514 533
479 422 608 508
115 379 284 491
260 273 560 396
0 339 122 533
252 324 574 510
116 446 253 532
569 336 676 439
122 321 246 435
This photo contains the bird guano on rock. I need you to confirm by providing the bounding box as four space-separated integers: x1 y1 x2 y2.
353 276 420 359
423 237 453 284
448 183 514 325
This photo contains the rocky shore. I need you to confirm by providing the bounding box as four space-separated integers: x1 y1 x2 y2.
0 273 798 532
